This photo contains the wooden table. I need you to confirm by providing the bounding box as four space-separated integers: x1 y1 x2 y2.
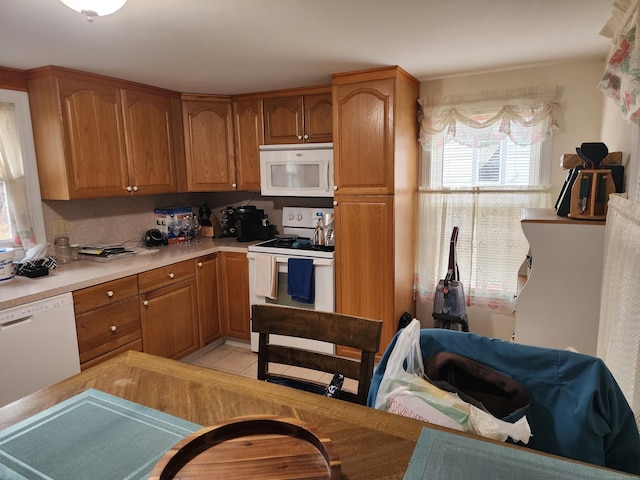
0 351 428 479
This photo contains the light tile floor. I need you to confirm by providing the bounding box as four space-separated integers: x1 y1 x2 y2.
187 342 358 393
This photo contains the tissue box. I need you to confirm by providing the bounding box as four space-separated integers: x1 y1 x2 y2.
154 207 193 245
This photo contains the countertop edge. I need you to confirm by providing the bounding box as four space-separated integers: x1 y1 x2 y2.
0 238 256 311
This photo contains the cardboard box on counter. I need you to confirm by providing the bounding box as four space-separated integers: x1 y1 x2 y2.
154 207 192 245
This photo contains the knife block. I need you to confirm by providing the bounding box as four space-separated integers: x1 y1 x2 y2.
568 169 616 220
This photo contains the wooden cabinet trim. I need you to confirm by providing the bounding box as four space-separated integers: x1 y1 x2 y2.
27 65 180 97
0 66 27 91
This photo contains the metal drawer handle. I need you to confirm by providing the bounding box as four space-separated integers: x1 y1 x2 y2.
168 273 175 279
110 325 117 332
107 290 114 297
143 300 149 306
197 262 203 268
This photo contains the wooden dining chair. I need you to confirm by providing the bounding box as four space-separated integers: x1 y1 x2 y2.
251 304 383 405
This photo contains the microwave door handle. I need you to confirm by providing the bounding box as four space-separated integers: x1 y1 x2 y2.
326 161 331 192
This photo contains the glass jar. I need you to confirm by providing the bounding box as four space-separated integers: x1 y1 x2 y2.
54 236 71 264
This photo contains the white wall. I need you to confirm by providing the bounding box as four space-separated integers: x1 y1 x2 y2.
417 58 615 340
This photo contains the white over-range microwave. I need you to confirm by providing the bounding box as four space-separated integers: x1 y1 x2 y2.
259 143 333 197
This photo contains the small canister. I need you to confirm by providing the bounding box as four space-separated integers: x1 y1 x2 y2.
54 236 71 264
70 244 81 261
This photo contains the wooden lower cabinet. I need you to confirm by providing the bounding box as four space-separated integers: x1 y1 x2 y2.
73 275 142 370
218 252 251 339
140 278 200 359
74 253 250 366
196 254 222 346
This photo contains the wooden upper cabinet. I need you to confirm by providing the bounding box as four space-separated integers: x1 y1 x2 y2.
263 91 332 144
332 78 394 195
26 66 181 199
232 99 263 191
303 93 333 143
121 89 177 195
182 96 236 192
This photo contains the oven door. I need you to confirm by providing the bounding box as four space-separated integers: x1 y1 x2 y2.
247 252 335 353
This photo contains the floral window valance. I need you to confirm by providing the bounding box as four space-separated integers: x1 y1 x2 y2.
418 86 561 151
599 0 640 123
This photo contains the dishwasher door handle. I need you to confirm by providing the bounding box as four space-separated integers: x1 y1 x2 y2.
0 316 33 331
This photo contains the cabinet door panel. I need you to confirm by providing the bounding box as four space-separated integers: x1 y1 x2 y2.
60 81 129 197
304 93 332 143
334 79 393 194
219 252 250 339
196 255 222 346
335 195 394 347
122 89 176 194
141 279 199 359
263 96 303 144
183 100 235 191
233 100 262 191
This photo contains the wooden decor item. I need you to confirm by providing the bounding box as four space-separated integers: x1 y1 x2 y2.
149 415 341 480
560 151 622 169
568 169 616 220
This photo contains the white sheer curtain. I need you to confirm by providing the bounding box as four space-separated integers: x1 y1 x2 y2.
416 87 556 314
0 101 36 248
597 194 640 429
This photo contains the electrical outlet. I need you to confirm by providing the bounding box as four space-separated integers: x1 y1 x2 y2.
53 218 70 237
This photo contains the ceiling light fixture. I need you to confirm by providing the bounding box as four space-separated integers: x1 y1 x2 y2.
59 0 128 22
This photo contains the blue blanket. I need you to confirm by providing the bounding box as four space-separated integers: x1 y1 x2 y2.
368 329 640 475
287 258 314 303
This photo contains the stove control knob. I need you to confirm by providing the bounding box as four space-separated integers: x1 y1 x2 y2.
288 213 294 221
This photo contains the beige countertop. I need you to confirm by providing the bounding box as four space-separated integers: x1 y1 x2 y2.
0 237 257 311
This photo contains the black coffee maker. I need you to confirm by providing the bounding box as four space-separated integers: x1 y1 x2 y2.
236 206 275 242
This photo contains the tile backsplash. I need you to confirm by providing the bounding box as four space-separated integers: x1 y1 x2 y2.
42 192 332 252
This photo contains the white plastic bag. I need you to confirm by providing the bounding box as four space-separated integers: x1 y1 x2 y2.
374 319 531 444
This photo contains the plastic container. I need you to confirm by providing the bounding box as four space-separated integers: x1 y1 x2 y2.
0 248 14 283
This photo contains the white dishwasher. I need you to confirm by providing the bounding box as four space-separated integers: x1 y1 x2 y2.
0 292 80 407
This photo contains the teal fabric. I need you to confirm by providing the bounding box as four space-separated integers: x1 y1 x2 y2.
0 389 200 480
369 329 640 475
404 427 636 480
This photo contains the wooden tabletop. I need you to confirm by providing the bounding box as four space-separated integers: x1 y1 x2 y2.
0 351 429 479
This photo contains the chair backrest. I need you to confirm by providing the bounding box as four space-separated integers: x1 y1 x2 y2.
251 304 383 405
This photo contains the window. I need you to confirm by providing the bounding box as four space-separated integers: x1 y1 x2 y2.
0 89 46 254
416 87 556 313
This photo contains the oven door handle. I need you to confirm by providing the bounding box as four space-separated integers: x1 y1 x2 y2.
247 252 333 267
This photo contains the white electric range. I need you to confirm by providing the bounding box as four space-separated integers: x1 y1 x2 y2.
247 206 335 353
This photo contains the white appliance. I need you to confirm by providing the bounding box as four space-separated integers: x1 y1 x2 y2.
248 206 335 353
0 292 80 407
259 143 334 197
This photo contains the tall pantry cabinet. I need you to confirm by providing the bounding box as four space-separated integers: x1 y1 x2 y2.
331 66 419 355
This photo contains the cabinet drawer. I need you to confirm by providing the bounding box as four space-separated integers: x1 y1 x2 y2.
73 275 139 314
75 297 142 363
80 339 143 371
138 260 195 293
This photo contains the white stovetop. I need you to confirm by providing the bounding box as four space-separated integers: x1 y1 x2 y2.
0 238 258 311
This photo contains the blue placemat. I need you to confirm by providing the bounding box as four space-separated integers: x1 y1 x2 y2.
404 427 636 480
0 389 201 480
